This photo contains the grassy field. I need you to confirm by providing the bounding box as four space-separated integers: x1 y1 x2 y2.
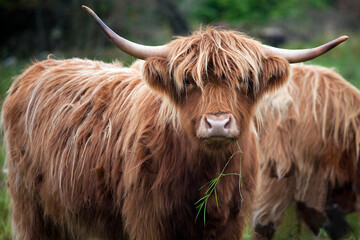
0 32 359 239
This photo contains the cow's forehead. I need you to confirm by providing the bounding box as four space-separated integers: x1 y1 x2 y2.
167 28 263 91
168 28 264 61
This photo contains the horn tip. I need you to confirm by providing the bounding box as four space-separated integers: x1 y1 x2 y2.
340 35 349 42
82 5 98 18
82 5 92 13
334 35 349 44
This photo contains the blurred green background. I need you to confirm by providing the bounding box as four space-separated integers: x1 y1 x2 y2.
1 0 360 239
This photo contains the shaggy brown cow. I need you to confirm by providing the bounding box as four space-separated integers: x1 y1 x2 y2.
2 6 347 240
253 65 360 240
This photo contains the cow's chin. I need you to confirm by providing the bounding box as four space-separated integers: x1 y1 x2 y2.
199 137 238 151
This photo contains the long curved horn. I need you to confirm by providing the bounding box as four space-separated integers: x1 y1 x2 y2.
82 5 169 60
263 36 348 63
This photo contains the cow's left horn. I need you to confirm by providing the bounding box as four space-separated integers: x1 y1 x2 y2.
82 5 169 60
263 36 348 63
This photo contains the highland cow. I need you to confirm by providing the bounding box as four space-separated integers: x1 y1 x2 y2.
2 6 347 240
253 65 360 240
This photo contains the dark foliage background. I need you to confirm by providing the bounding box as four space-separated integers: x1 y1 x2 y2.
1 0 359 59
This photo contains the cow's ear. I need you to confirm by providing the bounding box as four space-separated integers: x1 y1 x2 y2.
143 57 181 102
258 56 290 96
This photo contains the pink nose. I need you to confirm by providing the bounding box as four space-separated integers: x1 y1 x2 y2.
196 113 239 139
205 115 230 132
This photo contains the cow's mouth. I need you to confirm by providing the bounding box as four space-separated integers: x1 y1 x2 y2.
200 136 237 149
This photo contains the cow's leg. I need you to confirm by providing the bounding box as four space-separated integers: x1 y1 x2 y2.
324 181 355 240
8 171 68 240
355 155 360 195
297 181 352 240
323 204 351 240
252 167 296 240
296 149 355 238
10 192 70 240
294 167 329 235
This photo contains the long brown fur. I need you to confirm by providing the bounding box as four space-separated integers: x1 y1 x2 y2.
253 64 360 239
2 28 289 240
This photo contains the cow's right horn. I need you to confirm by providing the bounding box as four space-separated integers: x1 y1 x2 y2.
263 36 348 63
82 5 169 60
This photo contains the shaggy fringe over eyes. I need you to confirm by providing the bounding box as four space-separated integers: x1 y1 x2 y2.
167 28 264 94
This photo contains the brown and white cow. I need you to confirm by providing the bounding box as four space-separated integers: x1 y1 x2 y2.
2 6 346 240
253 65 360 240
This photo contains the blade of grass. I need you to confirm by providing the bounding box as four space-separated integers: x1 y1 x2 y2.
195 141 244 225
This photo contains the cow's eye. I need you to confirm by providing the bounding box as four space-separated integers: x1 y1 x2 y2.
239 77 251 95
184 79 191 85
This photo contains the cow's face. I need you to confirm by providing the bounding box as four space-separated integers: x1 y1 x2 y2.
143 30 289 151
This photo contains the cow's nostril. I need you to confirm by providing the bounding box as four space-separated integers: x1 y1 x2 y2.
224 117 231 129
205 118 212 129
206 117 230 131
